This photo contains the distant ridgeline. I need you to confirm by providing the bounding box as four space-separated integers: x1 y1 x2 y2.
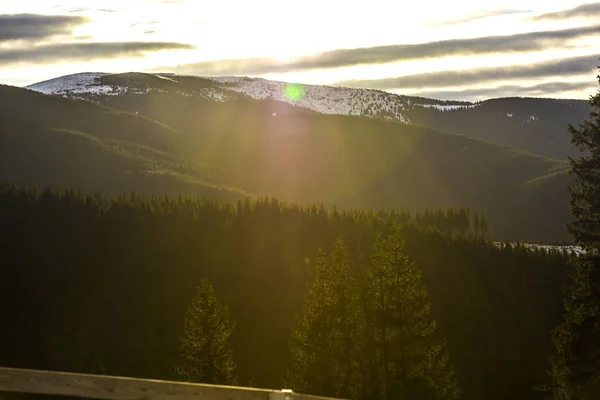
27 73 591 160
0 187 570 400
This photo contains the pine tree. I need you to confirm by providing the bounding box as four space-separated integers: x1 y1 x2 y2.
364 225 461 400
546 64 600 399
473 213 481 239
175 279 237 385
457 208 470 236
286 238 362 399
479 213 490 240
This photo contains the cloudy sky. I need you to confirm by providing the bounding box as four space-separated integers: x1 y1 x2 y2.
0 0 599 100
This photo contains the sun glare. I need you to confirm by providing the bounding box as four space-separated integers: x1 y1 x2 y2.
283 83 305 101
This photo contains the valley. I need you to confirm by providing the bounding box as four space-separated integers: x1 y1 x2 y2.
3 2 600 400
0 69 595 400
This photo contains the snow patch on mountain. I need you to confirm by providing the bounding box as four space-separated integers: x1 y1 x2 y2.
206 76 411 123
208 76 246 84
419 104 479 111
522 115 540 124
28 73 111 95
494 242 585 255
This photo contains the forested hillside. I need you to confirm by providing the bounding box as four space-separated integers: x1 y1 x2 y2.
1 84 573 241
404 97 590 159
0 85 244 200
0 187 571 400
1 78 589 398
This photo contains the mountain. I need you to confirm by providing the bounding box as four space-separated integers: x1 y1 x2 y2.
0 84 246 200
2 77 573 241
406 97 591 159
27 72 591 159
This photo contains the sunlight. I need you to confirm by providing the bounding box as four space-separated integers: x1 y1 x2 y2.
3 2 600 398
283 83 305 101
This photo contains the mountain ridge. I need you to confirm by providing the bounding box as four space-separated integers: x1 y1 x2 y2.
0 84 249 199
26 72 590 159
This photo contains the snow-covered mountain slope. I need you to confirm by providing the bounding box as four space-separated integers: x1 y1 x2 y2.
27 72 111 95
26 72 478 125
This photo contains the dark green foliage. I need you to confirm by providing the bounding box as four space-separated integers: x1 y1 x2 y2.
414 208 488 240
0 187 571 400
289 231 461 400
545 65 600 399
176 279 237 385
364 226 460 400
287 241 361 398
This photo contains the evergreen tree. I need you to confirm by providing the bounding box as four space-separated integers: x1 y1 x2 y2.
286 239 362 399
479 213 490 240
0 186 574 399
546 64 600 399
473 213 481 238
175 279 237 385
364 225 461 400
457 208 470 236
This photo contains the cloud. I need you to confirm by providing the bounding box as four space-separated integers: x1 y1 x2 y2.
67 8 119 13
154 25 600 76
428 9 531 26
0 14 89 42
532 2 600 20
0 42 195 65
334 55 599 90
130 21 158 28
412 81 596 101
130 20 160 34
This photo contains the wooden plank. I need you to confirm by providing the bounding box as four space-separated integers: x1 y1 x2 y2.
0 367 271 400
0 367 342 400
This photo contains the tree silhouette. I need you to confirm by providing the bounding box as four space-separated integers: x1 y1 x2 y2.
176 279 237 385
546 63 600 399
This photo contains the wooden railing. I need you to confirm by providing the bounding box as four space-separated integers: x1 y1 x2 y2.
0 367 342 400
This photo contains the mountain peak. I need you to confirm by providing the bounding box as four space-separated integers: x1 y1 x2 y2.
26 72 481 124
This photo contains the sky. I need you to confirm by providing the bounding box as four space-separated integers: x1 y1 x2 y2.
0 0 599 100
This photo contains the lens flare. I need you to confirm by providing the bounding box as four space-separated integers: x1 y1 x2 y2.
283 83 305 102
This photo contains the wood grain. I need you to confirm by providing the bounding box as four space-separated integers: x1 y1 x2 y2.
0 367 342 400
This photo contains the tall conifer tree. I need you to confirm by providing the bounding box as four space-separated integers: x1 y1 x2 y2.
364 225 461 400
286 239 362 399
546 64 600 399
176 279 237 385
